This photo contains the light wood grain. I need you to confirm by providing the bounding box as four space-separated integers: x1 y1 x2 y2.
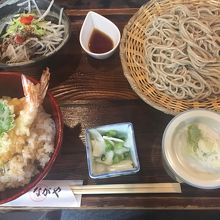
71 183 181 194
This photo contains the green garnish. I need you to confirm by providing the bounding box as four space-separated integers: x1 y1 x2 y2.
91 128 133 167
187 124 202 152
104 130 117 137
113 154 124 164
2 13 46 39
104 139 114 151
103 130 126 140
0 101 14 135
114 142 124 149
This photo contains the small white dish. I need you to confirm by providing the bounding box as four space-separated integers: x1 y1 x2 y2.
85 122 140 179
79 11 121 59
162 109 220 189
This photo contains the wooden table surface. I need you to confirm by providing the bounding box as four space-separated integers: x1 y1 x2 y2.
2 0 220 210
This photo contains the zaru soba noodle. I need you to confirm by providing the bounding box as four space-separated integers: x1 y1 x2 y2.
136 4 220 100
0 0 64 64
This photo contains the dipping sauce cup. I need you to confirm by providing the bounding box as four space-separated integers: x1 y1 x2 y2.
80 11 121 59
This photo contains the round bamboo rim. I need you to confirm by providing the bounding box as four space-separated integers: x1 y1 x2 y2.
120 0 220 115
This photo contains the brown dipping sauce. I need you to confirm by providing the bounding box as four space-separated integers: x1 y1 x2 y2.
88 29 113 53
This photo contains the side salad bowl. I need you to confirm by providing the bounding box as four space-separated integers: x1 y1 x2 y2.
0 0 70 68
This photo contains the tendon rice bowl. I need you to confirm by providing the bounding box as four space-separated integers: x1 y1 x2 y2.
0 105 55 191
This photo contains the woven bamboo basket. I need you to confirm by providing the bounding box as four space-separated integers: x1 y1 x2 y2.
120 0 220 115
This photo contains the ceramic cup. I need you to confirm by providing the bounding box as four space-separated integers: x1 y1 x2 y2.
79 11 121 59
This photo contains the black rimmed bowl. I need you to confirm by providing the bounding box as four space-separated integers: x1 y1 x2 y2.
0 0 70 68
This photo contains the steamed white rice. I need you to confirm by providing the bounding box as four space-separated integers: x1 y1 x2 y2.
0 106 55 191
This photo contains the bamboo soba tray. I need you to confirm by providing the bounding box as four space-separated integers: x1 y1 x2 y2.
120 0 220 115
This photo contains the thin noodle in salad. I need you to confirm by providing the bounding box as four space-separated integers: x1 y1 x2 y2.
0 0 65 64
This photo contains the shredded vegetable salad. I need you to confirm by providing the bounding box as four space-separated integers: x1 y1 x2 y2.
0 0 65 64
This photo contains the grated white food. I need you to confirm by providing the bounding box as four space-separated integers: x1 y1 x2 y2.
192 123 220 171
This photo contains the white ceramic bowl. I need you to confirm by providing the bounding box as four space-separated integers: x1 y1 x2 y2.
162 109 220 189
79 11 121 59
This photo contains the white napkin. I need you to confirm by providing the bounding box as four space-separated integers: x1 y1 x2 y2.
0 180 83 208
